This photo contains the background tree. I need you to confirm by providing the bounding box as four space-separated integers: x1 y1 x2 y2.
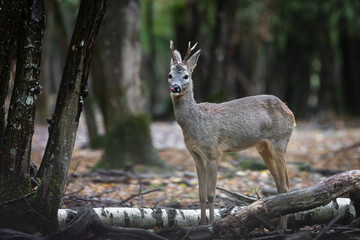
93 0 160 169
0 0 106 234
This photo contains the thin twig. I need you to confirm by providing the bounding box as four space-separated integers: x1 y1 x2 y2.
118 188 162 205
63 160 81 194
138 177 143 207
217 186 258 204
0 190 37 207
181 219 201 240
21 190 52 223
334 141 360 154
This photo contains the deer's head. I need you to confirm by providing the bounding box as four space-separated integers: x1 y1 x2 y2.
168 41 201 96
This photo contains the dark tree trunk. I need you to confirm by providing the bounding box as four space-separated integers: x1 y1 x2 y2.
36 6 51 124
34 0 106 233
0 0 26 183
144 0 157 112
204 0 226 102
342 34 360 116
319 45 337 118
0 0 45 204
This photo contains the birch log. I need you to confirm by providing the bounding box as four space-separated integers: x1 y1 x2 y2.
58 198 355 229
58 207 241 228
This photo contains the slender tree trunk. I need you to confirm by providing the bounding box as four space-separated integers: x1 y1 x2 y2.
36 5 51 124
84 94 100 148
34 0 106 233
222 0 240 101
91 43 107 131
319 45 337 118
143 0 159 113
205 0 226 101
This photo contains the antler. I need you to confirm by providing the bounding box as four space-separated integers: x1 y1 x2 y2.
170 40 178 65
182 41 198 64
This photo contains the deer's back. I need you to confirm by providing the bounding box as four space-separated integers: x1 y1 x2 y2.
193 95 295 152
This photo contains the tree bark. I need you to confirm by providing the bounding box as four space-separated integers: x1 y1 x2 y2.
96 0 160 169
34 0 106 233
0 0 44 203
0 0 27 189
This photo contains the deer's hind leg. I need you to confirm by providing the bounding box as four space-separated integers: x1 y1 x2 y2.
256 139 290 229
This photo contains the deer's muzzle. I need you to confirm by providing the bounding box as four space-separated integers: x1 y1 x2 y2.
170 84 181 93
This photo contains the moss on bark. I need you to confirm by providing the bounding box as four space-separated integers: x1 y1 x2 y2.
97 114 162 169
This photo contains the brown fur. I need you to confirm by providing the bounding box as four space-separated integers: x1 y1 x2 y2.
168 42 295 228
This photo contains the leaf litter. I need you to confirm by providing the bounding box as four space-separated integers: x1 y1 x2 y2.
30 120 360 210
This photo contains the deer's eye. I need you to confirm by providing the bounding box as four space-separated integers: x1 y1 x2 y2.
183 75 189 79
168 74 172 79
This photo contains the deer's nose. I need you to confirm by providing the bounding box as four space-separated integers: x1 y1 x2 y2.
170 84 181 93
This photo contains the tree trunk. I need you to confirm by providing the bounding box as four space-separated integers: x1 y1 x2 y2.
143 0 157 113
342 33 360 116
0 0 45 225
96 0 160 169
84 94 100 148
36 5 51 125
34 0 106 233
0 0 27 187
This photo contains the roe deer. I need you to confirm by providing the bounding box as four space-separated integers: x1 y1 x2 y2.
168 41 296 228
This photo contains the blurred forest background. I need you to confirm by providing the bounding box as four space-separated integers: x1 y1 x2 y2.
37 0 360 121
28 0 360 167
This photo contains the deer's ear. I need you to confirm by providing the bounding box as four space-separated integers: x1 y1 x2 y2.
171 50 182 66
186 49 201 72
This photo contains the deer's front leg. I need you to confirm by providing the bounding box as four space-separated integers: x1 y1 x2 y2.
207 157 219 223
192 151 208 224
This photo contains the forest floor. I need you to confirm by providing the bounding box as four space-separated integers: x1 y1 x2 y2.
30 118 360 212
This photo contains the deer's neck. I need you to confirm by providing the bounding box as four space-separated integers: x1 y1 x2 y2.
172 88 198 127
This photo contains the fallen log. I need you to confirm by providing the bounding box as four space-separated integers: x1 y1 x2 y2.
58 206 242 228
49 206 166 240
212 170 360 238
58 198 355 229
